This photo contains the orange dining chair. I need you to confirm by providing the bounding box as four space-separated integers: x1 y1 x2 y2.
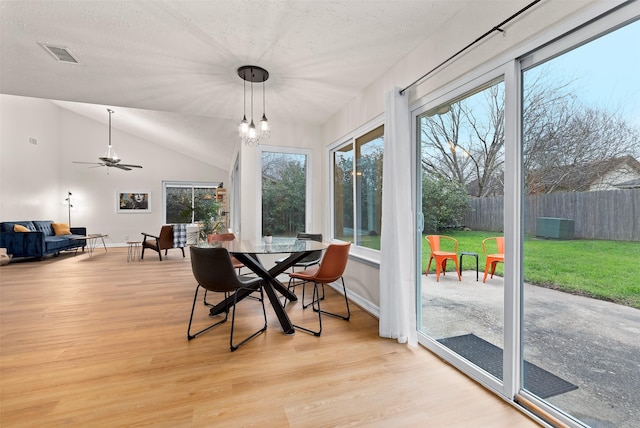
482 237 504 283
284 242 351 336
425 235 461 282
207 233 245 273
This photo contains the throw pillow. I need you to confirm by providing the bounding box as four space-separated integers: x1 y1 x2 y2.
52 223 71 236
0 248 11 266
13 224 30 232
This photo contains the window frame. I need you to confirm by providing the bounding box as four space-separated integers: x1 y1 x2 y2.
412 65 509 399
162 181 221 225
256 145 312 239
329 115 384 264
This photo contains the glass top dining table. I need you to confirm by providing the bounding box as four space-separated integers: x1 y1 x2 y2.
210 237 326 254
199 237 328 335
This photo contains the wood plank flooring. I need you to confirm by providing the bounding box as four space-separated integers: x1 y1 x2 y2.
0 248 539 427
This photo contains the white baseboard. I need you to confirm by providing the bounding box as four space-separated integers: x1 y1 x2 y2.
327 282 380 319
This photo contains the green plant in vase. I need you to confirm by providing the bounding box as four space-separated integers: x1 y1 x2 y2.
191 195 223 243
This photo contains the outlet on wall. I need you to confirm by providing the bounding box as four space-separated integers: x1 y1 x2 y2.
124 234 129 241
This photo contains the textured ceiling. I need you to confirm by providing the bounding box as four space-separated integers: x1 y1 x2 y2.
1 0 486 169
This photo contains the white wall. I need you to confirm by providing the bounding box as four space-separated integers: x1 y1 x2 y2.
1 94 226 245
1 95 62 219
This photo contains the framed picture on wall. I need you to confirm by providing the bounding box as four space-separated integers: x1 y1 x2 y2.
117 191 151 213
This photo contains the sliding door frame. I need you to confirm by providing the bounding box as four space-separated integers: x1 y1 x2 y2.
412 63 512 399
412 2 639 426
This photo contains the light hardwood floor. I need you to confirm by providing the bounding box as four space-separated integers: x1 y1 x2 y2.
0 248 540 427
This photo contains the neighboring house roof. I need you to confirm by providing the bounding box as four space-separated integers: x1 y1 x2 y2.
614 178 640 189
526 156 640 194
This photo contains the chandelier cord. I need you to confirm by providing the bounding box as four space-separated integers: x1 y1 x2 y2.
399 0 541 95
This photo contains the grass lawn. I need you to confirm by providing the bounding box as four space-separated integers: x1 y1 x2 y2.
422 230 640 309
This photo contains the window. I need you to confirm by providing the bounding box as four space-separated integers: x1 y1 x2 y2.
163 182 220 224
261 149 310 237
332 124 384 250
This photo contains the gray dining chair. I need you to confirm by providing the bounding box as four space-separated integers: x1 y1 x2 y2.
187 246 266 351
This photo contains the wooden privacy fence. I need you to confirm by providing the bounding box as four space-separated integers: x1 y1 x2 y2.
462 189 640 241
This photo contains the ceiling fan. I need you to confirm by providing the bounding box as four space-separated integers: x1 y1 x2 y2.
73 108 143 171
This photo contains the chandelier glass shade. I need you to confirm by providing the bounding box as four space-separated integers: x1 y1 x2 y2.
238 66 270 146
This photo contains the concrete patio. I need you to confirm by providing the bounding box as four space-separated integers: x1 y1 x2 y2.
421 269 639 428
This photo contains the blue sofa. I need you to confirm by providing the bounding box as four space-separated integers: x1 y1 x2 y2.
0 220 87 261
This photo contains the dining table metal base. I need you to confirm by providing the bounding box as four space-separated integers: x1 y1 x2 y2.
208 251 314 335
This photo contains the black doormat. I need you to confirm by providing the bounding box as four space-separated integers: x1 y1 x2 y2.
437 333 578 399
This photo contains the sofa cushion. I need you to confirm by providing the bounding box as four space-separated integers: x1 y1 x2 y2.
1 221 35 233
14 224 30 232
52 223 71 236
32 221 55 236
44 236 73 252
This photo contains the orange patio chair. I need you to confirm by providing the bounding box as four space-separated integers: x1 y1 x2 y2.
425 235 461 282
482 237 504 283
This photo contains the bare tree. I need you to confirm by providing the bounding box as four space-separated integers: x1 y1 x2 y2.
420 70 640 196
421 82 505 197
523 71 640 193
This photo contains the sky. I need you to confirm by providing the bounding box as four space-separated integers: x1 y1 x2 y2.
538 18 640 127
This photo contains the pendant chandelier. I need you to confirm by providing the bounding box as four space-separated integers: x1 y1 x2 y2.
238 65 270 146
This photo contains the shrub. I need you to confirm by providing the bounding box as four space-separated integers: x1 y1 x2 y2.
422 176 471 233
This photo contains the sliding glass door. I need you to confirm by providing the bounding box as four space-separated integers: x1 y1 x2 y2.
415 8 639 427
519 17 640 427
417 77 506 386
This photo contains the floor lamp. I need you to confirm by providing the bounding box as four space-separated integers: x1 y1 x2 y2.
65 191 72 226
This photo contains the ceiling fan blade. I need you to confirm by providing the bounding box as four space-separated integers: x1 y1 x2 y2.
113 165 132 171
73 161 103 165
118 164 143 169
99 156 120 163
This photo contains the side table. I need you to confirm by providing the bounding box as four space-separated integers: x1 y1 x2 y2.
127 241 141 262
459 251 479 282
73 234 108 257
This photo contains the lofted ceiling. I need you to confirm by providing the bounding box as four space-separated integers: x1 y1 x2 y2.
1 0 513 170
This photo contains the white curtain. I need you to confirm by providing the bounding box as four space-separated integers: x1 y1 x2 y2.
379 87 417 346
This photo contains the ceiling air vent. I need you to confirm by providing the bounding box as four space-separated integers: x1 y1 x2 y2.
39 43 82 64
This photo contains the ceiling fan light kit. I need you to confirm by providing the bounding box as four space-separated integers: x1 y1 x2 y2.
72 108 143 172
238 65 270 146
